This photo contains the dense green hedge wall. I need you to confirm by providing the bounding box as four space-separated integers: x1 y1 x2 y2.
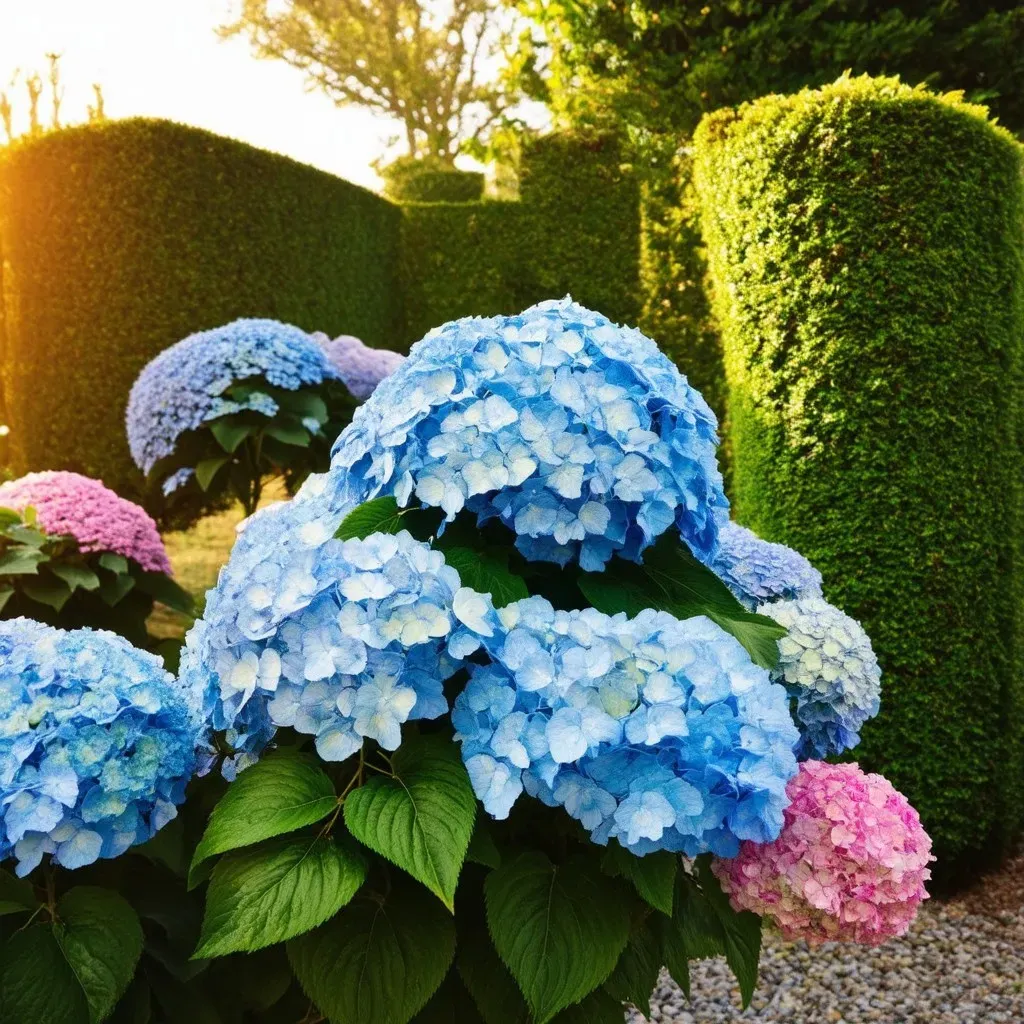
694 75 1024 883
386 168 485 203
0 118 404 497
400 133 642 342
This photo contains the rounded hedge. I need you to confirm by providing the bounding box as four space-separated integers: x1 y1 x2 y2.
693 75 1024 885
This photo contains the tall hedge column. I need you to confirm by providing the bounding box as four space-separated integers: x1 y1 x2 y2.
694 75 1024 882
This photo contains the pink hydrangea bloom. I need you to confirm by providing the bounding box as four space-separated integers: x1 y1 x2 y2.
312 332 405 400
712 761 933 946
0 471 172 575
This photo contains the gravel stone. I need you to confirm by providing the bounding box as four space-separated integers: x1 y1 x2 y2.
626 865 1024 1024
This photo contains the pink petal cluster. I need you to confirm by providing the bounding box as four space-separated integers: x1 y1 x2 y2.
0 471 172 575
712 761 933 946
312 332 405 400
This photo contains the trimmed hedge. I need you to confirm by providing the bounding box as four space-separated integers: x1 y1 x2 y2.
386 168 485 203
400 133 642 341
694 76 1024 883
0 118 404 496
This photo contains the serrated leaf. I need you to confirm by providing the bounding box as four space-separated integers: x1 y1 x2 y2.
466 819 501 870
0 544 47 574
336 496 405 540
696 856 762 1008
0 887 143 1024
440 546 529 607
457 913 530 1024
411 970 485 1023
344 734 476 910
209 418 254 454
485 852 630 1024
601 844 676 916
550 989 624 1024
98 552 129 574
195 458 229 492
190 752 337 886
22 575 73 611
98 572 135 607
288 876 455 1024
194 835 366 958
579 533 785 669
50 562 102 592
0 868 38 915
602 920 661 1016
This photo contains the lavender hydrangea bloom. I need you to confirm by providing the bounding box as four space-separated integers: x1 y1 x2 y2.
126 318 342 474
179 479 465 771
712 522 823 611
758 597 881 759
0 619 203 876
451 596 800 857
327 298 728 571
313 333 405 400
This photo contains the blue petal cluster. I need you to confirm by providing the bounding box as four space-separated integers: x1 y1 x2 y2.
452 596 799 857
126 318 342 474
759 597 881 759
328 298 728 570
0 619 203 876
179 480 465 772
712 522 823 611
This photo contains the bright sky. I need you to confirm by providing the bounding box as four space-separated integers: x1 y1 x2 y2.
0 0 430 190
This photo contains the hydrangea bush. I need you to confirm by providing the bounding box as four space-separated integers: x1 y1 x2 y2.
0 471 192 649
126 318 362 526
0 301 930 1024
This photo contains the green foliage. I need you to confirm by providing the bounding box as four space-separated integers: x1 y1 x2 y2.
400 133 642 343
0 117 404 496
693 74 1024 880
383 157 485 203
0 504 192 652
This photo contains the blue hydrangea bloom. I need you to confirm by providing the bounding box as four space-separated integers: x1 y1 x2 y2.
327 298 728 570
759 596 881 759
0 618 203 877
179 480 466 771
126 318 342 475
451 596 800 857
712 522 823 611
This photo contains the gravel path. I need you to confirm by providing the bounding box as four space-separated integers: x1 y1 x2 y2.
628 861 1024 1024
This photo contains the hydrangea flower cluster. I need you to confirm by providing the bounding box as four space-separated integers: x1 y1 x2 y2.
452 596 800 857
0 618 202 876
0 471 172 574
712 761 932 946
179 483 465 771
313 332 405 400
126 318 342 474
712 522 822 611
759 596 881 759
329 298 728 570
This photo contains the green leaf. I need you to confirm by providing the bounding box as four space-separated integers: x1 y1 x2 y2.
194 835 366 958
132 571 194 615
344 734 476 911
98 572 135 607
0 887 143 1024
485 852 630 1024
697 856 762 1009
578 533 786 669
209 418 254 454
275 389 328 424
660 871 724 999
550 989 624 1024
0 507 23 529
6 523 50 547
195 458 229 492
602 920 661 1017
50 562 102 592
466 819 501 870
0 868 38 916
22 575 73 611
190 752 337 887
457 917 530 1024
440 546 529 607
0 585 14 612
0 544 47 574
263 423 310 447
601 844 676 916
288 876 456 1024
411 970 485 1024
98 552 129 575
335 496 405 540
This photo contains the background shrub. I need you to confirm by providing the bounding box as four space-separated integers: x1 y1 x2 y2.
381 155 485 203
694 75 1024 884
0 118 404 497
